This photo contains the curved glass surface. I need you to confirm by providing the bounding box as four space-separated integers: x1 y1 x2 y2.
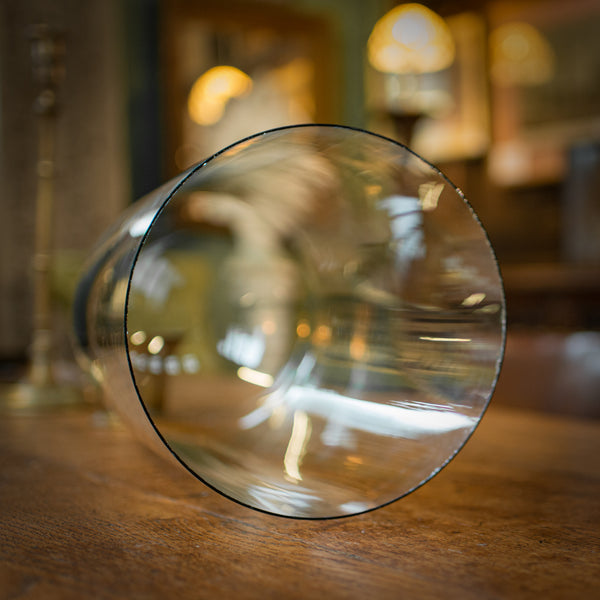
75 125 505 518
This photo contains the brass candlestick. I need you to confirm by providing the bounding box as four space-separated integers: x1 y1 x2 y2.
29 24 64 387
1 25 82 411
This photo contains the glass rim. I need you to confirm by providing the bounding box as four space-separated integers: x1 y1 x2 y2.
123 123 507 519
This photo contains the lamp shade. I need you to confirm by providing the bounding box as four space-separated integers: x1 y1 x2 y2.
368 3 455 74
490 22 554 86
188 65 253 126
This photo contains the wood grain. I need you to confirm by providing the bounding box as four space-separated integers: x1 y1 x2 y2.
0 401 598 599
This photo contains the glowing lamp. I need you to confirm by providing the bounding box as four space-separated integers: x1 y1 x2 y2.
490 22 554 86
188 65 253 126
368 3 455 75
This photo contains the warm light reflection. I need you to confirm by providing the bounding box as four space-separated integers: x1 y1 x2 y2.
130 330 147 346
110 280 128 315
349 334 367 361
462 293 486 307
284 410 312 482
476 303 501 315
296 320 311 338
490 22 554 86
188 65 253 126
261 319 277 336
368 3 455 74
418 182 444 211
237 366 274 388
313 324 332 345
365 184 383 198
147 335 165 355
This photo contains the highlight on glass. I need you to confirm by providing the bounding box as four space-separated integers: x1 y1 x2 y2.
73 124 505 519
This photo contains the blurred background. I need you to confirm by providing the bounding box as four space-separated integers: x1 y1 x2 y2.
1 0 599 416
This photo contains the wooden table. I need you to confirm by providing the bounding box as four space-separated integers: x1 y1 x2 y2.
0 395 598 598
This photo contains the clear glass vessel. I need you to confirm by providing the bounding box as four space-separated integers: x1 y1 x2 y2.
74 124 505 519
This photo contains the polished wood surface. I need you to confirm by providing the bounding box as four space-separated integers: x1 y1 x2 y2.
1 392 598 599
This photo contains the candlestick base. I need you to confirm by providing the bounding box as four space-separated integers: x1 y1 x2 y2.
0 380 92 414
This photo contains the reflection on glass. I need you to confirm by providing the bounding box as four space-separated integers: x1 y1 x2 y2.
74 124 505 518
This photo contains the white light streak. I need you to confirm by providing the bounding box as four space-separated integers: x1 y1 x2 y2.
217 327 265 368
419 336 472 343
239 382 475 439
128 211 155 237
284 386 474 438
